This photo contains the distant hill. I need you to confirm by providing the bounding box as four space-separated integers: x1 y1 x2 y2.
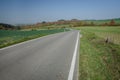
0 23 15 30
0 18 120 30
73 18 120 26
83 18 120 25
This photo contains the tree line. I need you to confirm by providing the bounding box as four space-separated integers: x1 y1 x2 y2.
0 19 120 30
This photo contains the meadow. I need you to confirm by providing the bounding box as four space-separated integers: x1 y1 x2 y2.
0 25 120 80
77 27 120 44
0 29 66 48
76 27 120 80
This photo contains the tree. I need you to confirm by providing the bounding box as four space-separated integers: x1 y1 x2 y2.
42 21 46 24
109 19 115 26
58 19 65 22
102 22 108 26
16 26 21 30
90 22 94 26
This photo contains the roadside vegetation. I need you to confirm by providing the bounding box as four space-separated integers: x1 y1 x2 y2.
0 29 67 48
76 27 120 80
0 18 120 79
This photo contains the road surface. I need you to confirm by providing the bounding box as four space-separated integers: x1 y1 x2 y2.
0 30 80 80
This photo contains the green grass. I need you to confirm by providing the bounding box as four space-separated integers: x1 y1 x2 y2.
76 27 120 44
76 27 120 80
0 29 67 48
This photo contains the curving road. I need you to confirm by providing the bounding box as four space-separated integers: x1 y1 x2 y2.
0 30 80 80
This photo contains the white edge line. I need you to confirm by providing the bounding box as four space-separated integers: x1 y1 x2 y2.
0 31 67 50
68 31 79 80
0 37 40 50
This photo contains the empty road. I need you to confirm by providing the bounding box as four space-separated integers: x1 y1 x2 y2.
0 30 80 80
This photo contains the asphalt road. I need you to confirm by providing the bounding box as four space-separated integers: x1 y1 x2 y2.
0 30 80 80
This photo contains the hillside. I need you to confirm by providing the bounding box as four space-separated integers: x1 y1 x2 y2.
0 18 120 30
84 18 120 25
0 23 15 30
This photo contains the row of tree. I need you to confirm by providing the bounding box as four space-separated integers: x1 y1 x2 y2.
0 19 120 30
15 19 120 29
70 19 118 27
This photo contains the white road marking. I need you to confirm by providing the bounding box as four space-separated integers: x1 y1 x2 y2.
0 38 39 50
68 32 79 80
0 32 68 51
0 33 54 50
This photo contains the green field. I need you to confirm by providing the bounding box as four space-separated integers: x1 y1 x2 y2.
76 27 120 80
77 27 120 44
0 29 66 48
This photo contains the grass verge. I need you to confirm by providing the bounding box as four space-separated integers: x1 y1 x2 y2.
0 29 67 48
77 27 120 80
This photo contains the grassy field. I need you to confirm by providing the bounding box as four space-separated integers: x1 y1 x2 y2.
77 27 120 44
76 27 120 80
0 29 66 48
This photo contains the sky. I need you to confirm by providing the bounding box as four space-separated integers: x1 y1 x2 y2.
0 0 120 24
